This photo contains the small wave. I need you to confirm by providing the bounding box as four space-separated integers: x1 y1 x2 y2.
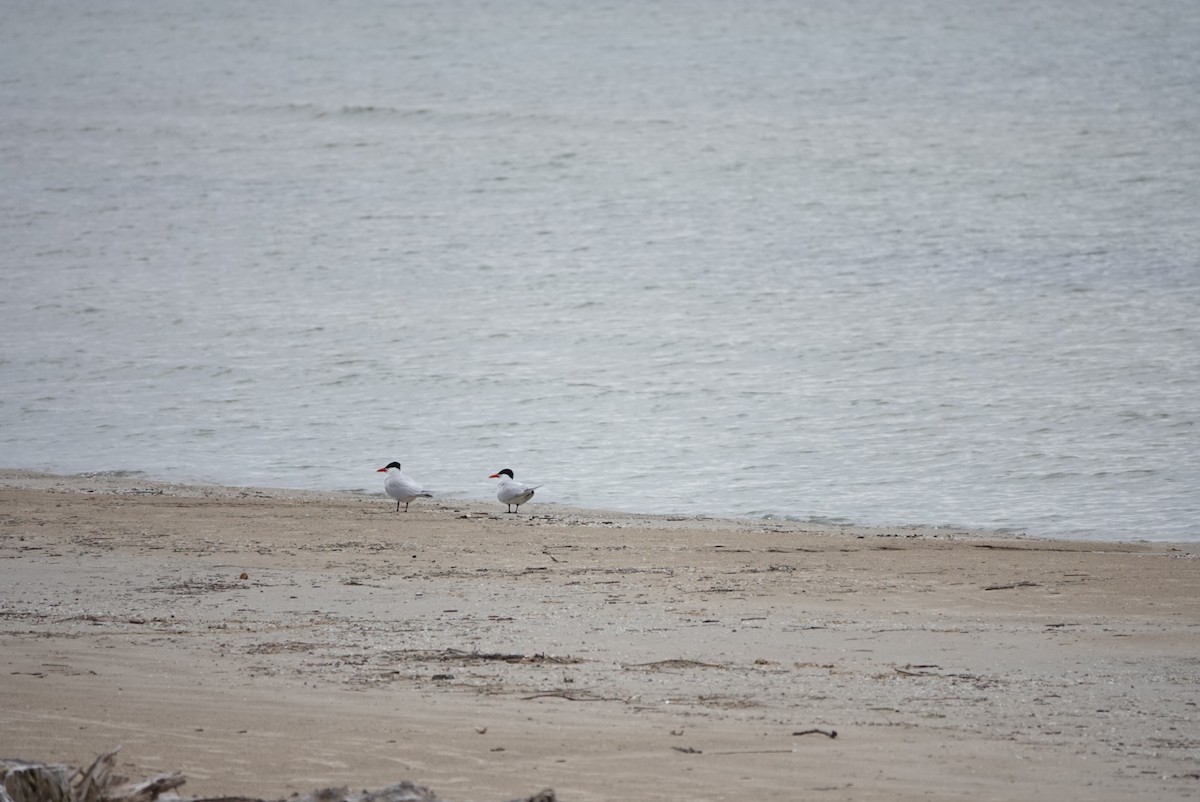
757 513 857 526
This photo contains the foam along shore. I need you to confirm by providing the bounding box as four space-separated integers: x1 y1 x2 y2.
2 469 1198 802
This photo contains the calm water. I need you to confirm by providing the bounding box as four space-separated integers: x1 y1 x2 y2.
3 1 1199 540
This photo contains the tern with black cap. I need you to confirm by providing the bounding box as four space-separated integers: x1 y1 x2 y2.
376 462 432 512
489 468 542 513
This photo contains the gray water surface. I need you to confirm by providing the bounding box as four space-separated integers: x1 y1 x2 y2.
3 0 1198 540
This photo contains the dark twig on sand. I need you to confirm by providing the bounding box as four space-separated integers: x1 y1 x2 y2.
520 690 621 702
983 581 1040 591
792 728 838 738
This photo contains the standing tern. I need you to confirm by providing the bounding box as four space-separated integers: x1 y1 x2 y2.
376 462 433 512
489 468 542 513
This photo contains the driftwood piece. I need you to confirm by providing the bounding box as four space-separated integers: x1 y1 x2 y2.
2 752 554 802
2 760 72 802
72 748 121 802
289 784 439 802
107 775 187 802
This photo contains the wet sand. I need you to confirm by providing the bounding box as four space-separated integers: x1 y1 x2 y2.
2 470 1198 801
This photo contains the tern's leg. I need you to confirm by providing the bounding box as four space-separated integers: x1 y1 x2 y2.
395 500 401 512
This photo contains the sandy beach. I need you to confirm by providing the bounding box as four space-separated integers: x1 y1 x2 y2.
2 469 1198 801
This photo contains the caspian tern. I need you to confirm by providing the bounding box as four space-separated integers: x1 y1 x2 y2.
376 462 433 512
489 468 542 513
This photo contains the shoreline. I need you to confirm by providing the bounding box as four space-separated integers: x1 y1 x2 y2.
1 468 1182 546
2 469 1198 801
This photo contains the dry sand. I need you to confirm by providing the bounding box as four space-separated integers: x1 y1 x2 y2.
2 469 1198 801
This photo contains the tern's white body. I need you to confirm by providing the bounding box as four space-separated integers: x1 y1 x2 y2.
490 469 542 513
379 464 432 512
